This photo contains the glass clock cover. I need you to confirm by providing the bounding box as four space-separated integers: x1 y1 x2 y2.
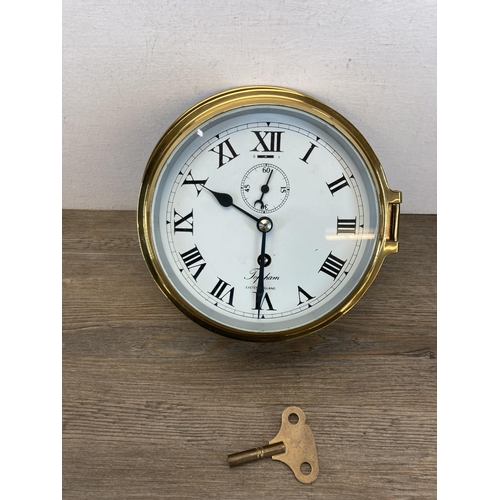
138 87 401 341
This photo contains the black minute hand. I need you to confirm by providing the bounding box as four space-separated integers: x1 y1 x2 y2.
255 230 267 318
202 186 259 222
255 217 273 319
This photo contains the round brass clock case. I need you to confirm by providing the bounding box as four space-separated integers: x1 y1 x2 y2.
138 86 401 342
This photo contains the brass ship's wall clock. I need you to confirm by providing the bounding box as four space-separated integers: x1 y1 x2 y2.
138 86 401 341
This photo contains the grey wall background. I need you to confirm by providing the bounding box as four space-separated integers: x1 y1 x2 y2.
62 0 436 213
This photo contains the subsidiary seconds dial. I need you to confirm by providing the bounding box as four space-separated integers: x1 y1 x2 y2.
240 163 290 214
138 86 401 341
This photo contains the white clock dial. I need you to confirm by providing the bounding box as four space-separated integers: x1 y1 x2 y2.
151 105 378 335
138 87 401 341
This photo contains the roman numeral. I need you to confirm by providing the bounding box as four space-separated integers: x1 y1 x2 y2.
326 174 349 196
209 138 239 168
337 217 357 234
251 131 284 152
300 142 318 164
173 209 194 234
319 252 346 280
297 286 315 306
253 292 276 311
209 278 235 306
182 170 208 196
179 246 206 281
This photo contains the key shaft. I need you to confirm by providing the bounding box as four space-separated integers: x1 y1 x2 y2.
227 441 286 467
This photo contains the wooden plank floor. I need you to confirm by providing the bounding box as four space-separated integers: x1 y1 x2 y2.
63 211 436 499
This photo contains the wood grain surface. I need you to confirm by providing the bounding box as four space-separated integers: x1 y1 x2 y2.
63 211 436 499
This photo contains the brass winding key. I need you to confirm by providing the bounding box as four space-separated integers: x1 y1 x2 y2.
227 406 319 484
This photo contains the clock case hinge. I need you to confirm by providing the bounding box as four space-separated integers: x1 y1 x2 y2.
384 189 402 255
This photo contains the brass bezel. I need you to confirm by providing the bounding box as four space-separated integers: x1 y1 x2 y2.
138 86 401 342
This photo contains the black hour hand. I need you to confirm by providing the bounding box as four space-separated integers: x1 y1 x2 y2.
203 186 259 223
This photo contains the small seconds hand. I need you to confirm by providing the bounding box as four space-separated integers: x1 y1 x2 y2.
255 169 274 209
